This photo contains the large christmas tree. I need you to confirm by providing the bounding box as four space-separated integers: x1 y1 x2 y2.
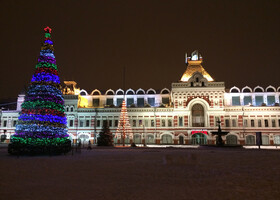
8 27 71 155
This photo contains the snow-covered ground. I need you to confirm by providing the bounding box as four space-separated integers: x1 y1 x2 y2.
0 146 279 200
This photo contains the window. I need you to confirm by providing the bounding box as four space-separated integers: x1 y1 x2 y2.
79 120 84 127
272 119 276 127
215 116 220 126
151 120 155 127
179 117 183 127
148 98 155 106
264 119 269 127
192 104 204 127
255 96 263 106
168 119 172 127
69 120 74 127
127 98 134 106
66 107 69 112
109 120 112 127
139 120 143 126
274 135 280 145
232 119 236 127
161 119 166 127
70 107 74 112
243 120 248 127
106 98 113 106
162 97 169 105
258 120 262 127
13 120 17 127
251 120 255 127
86 120 90 127
225 119 230 127
246 135 255 145
92 99 100 107
117 98 123 106
114 120 118 127
201 82 205 87
232 96 240 106
145 119 149 127
3 120 7 127
267 96 275 106
137 98 144 107
132 120 136 127
244 96 252 105
97 120 100 127
196 77 199 82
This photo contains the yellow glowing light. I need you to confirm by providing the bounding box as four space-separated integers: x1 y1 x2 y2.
180 60 214 82
78 95 88 108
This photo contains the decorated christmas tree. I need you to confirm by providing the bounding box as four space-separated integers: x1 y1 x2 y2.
116 100 133 146
8 27 71 155
97 120 114 146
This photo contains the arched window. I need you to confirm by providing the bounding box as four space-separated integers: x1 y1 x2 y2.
243 88 251 93
80 91 87 96
133 134 142 144
192 104 205 127
146 134 155 144
161 134 172 144
106 91 114 95
116 90 124 95
127 91 134 95
231 89 239 93
245 135 255 145
226 135 237 145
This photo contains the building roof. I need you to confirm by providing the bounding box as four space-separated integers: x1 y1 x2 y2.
180 50 214 82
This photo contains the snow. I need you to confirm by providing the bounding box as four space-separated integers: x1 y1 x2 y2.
0 146 279 200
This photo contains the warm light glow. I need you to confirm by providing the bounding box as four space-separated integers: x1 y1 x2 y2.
116 100 133 143
78 95 88 108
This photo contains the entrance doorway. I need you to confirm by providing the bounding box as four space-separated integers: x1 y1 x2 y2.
179 135 184 145
191 133 207 145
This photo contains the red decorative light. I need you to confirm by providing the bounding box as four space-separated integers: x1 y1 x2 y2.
44 26 52 33
191 130 208 135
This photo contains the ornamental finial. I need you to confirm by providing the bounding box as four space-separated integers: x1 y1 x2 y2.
44 26 52 33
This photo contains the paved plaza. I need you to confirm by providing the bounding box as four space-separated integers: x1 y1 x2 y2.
0 146 279 200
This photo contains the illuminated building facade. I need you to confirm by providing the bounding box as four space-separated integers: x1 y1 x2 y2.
1 50 280 145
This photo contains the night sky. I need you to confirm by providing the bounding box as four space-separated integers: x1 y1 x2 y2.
0 0 279 100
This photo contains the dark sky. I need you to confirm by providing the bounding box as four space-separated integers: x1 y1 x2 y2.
0 0 279 99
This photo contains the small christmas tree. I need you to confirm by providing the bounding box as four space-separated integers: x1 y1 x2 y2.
116 100 133 146
97 120 113 146
8 27 71 155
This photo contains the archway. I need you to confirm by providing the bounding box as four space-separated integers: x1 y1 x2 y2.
78 133 90 145
161 134 173 144
192 104 205 127
191 133 207 145
226 135 238 145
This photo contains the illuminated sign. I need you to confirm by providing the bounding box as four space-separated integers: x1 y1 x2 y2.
191 130 208 135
